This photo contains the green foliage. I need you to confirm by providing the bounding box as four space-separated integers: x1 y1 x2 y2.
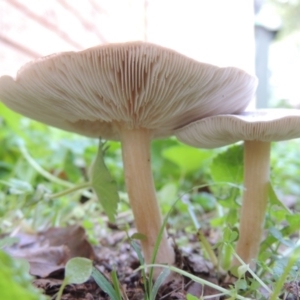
210 144 244 184
2 103 300 298
209 145 243 243
56 257 93 300
65 257 93 284
271 139 300 199
0 250 48 300
186 294 200 300
150 268 171 300
218 226 239 271
268 0 300 39
92 267 122 300
268 183 291 213
90 140 120 223
162 144 213 175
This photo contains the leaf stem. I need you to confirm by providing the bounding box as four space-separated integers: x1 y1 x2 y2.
19 144 93 198
138 264 252 300
19 144 73 188
45 182 92 199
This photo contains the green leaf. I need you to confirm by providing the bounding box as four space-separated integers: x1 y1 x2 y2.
235 278 248 290
92 267 120 300
90 140 120 222
64 257 93 284
223 227 239 243
56 258 93 300
63 150 82 182
0 250 47 300
186 294 200 300
191 192 216 212
162 144 214 174
211 144 244 184
260 215 300 254
131 232 147 241
286 214 300 228
110 270 122 300
130 240 145 264
268 183 291 214
150 268 171 300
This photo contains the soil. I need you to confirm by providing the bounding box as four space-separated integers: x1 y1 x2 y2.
5 223 297 299
5 224 225 299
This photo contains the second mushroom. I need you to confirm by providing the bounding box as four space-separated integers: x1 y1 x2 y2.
175 108 300 268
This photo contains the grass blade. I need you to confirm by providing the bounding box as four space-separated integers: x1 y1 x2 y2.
150 268 170 300
92 267 119 300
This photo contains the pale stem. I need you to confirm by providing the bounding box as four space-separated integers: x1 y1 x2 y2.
120 127 175 269
232 140 271 268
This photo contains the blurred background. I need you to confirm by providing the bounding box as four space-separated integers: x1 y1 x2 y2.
1 0 300 231
0 0 299 108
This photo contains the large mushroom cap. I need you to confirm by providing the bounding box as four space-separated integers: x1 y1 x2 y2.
175 109 300 148
0 42 257 140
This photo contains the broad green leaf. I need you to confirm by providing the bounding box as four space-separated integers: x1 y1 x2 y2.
65 257 93 284
90 140 120 222
162 144 214 174
56 258 93 300
211 144 244 184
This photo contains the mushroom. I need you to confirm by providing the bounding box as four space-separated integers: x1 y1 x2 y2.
175 108 300 268
0 42 257 272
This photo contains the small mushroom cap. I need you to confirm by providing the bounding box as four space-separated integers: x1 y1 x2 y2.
0 42 257 140
175 109 300 148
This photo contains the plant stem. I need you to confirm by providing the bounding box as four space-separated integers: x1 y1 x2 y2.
55 280 67 300
45 182 92 199
120 127 175 272
232 250 272 294
140 264 252 300
232 141 271 267
19 144 93 198
19 144 73 188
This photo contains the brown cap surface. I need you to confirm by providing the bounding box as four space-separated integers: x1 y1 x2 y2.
0 42 257 140
175 109 300 148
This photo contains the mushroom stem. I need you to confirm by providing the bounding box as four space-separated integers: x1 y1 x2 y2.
120 127 175 270
232 140 270 268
